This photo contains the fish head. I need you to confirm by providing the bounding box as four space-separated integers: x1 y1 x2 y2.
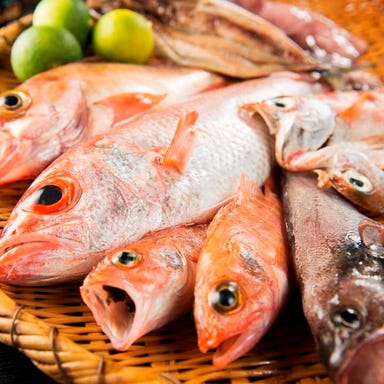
0 79 87 184
326 149 384 214
316 274 384 384
0 142 161 285
80 235 194 350
251 95 335 168
194 241 284 367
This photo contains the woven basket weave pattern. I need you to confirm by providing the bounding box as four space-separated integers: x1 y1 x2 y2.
0 1 383 383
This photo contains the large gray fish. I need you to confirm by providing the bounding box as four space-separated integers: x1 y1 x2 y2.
283 172 384 384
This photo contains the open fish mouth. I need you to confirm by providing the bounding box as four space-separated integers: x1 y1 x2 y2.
80 283 141 351
336 333 384 384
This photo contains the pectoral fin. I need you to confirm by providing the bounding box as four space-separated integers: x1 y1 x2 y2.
162 110 199 174
359 219 384 258
95 92 167 124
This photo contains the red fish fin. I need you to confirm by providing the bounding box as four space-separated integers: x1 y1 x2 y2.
161 111 199 174
359 218 384 257
96 92 167 123
337 92 375 122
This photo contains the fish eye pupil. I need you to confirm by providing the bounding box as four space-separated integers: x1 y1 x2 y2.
118 251 139 265
332 307 361 329
348 177 364 188
218 288 236 307
211 281 240 314
4 94 20 108
36 185 63 205
274 101 286 108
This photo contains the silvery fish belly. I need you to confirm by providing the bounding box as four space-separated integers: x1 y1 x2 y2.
0 72 325 285
283 172 384 384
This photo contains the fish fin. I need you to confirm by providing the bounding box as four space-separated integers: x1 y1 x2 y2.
161 111 199 174
315 169 333 188
359 218 384 257
337 91 376 122
238 173 262 202
95 92 167 124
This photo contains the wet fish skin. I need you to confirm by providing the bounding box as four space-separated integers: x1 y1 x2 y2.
80 224 207 351
283 172 384 383
0 61 224 185
0 72 327 285
194 175 289 367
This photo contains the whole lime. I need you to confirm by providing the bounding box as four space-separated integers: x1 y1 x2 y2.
92 9 154 64
33 0 91 46
10 26 83 81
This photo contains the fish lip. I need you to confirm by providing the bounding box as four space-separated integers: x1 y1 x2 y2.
335 331 384 384
80 278 145 351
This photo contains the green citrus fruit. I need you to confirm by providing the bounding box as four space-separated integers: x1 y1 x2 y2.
33 0 91 46
92 9 154 64
11 26 83 81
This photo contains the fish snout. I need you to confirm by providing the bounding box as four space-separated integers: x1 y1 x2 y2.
337 336 384 384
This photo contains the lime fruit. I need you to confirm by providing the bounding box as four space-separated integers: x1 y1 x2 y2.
10 26 83 81
92 9 154 64
33 0 91 46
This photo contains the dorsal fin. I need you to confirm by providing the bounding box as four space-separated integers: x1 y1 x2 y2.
162 110 199 174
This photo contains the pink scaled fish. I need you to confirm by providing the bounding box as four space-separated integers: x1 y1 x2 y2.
0 61 224 185
0 72 327 285
80 224 207 351
194 175 289 367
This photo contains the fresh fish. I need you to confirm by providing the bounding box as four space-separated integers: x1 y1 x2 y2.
0 71 327 285
80 224 207 350
250 90 384 213
283 172 384 384
194 175 289 367
231 0 368 68
0 61 224 185
87 0 320 78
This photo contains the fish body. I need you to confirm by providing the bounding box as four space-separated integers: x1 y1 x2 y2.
0 72 326 285
0 61 224 185
194 175 289 367
80 224 207 350
283 172 384 384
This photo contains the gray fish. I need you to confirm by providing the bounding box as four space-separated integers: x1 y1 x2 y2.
283 172 384 384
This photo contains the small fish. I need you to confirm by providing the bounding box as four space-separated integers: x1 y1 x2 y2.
0 72 327 285
0 61 224 185
87 0 320 78
283 172 384 384
316 149 384 215
80 224 207 351
194 175 289 367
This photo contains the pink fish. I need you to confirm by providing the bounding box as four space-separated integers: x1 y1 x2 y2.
0 72 327 285
194 175 290 367
0 61 224 185
80 224 207 350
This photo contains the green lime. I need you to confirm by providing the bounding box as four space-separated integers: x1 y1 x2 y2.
10 26 83 81
33 0 91 46
92 9 154 64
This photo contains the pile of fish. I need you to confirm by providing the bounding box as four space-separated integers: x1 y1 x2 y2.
0 0 383 382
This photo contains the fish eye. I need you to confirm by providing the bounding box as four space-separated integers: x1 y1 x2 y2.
112 250 142 269
0 89 31 117
210 281 241 315
265 96 298 111
341 169 373 194
23 174 80 215
331 306 363 330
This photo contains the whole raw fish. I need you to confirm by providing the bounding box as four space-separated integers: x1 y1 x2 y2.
0 72 327 285
0 61 224 185
87 0 320 78
231 0 367 67
283 172 384 384
194 175 289 367
80 224 207 351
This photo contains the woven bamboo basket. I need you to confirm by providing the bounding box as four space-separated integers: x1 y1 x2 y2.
0 0 383 383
